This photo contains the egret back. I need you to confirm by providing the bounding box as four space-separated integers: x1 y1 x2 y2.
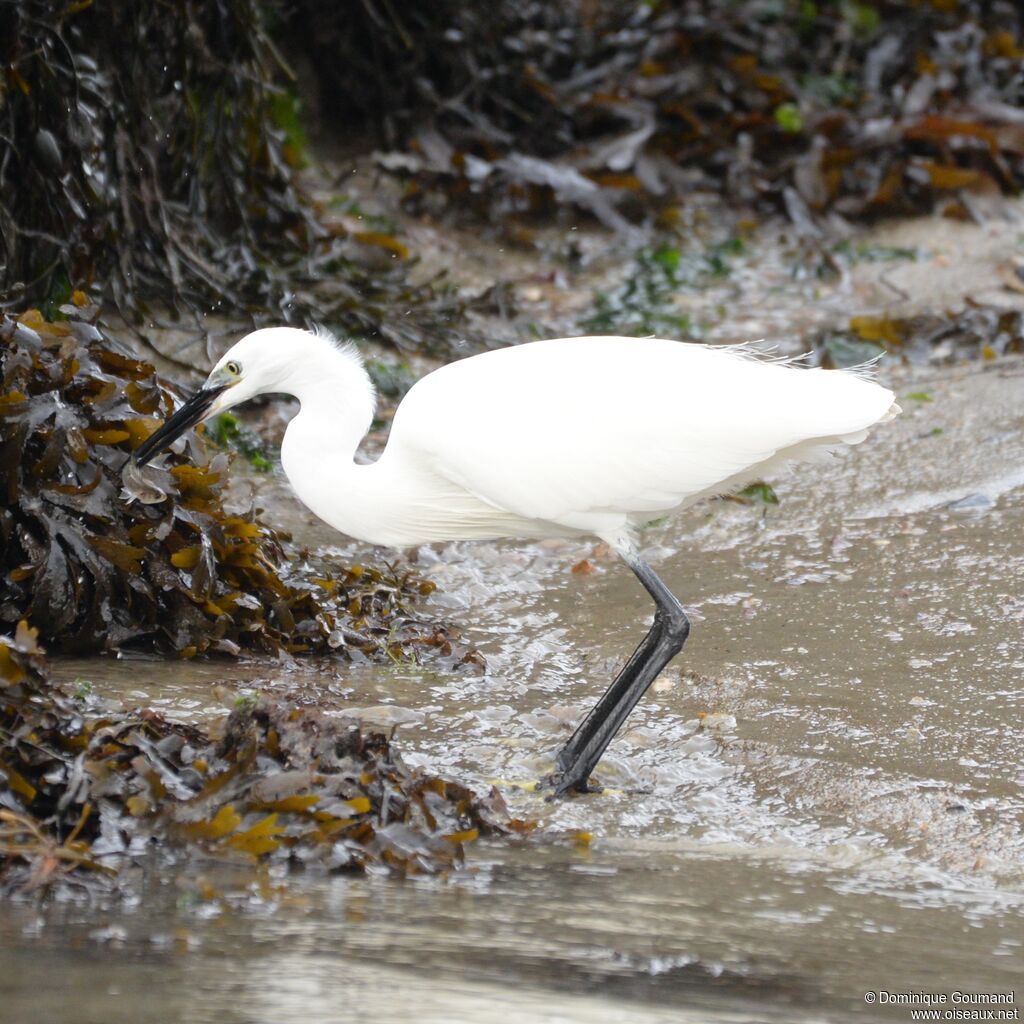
388 337 896 536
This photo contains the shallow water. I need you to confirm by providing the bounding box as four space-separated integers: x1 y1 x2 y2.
1 838 1019 1024
9 352 1020 1022
9 190 1024 1020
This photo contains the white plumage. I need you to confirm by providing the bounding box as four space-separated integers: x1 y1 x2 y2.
239 331 896 550
134 327 899 795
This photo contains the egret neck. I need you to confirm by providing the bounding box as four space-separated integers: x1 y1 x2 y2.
276 337 515 547
277 340 384 543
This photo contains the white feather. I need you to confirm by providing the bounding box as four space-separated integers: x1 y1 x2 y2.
209 331 898 550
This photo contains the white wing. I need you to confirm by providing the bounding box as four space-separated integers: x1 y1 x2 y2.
389 337 895 530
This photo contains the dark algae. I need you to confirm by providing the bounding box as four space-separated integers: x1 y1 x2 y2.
0 301 473 664
6 0 1024 358
817 303 1024 365
296 1 1024 230
1 0 306 319
0 624 519 895
0 0 465 355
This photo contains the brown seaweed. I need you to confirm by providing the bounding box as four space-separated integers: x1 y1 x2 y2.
0 0 466 357
0 300 475 663
0 623 518 895
293 1 1024 231
816 301 1024 366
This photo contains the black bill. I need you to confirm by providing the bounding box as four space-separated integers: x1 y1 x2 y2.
132 383 229 466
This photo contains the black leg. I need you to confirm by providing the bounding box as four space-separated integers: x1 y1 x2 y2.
552 616 664 776
542 554 690 797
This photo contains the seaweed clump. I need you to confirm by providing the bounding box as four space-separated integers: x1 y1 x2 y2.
0 1 462 354
296 1 1024 229
0 300 468 663
816 302 1024 365
0 624 516 895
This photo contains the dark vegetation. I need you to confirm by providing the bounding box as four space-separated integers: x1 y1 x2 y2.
0 0 462 354
0 301 475 664
295 0 1024 230
0 623 520 894
5 0 1024 340
817 301 1024 365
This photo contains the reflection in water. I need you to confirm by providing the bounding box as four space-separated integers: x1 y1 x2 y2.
0 841 1020 1023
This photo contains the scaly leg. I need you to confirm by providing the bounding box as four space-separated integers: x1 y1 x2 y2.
543 553 690 796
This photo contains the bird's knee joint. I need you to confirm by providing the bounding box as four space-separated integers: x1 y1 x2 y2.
660 611 690 645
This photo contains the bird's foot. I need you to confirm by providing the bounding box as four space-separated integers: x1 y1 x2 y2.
537 767 603 800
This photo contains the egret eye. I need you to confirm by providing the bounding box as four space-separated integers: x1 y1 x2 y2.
226 360 241 376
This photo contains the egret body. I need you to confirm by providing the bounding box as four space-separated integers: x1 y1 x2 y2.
134 329 899 795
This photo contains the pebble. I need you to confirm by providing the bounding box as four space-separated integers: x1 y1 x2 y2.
697 713 737 733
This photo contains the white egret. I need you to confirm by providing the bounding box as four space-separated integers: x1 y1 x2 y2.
133 329 899 796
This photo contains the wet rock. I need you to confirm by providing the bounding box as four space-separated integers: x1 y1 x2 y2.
696 713 738 734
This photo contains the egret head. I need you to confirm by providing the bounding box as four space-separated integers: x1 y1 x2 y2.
132 327 325 466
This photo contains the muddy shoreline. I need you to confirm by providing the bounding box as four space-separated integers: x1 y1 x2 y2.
5 185 1024 1021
